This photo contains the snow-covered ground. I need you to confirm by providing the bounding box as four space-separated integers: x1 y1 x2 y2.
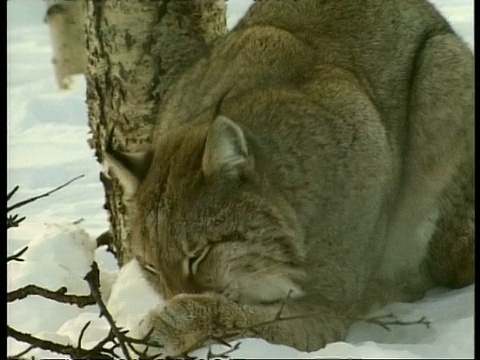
7 1 474 359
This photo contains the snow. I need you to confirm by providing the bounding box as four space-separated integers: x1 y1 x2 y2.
7 0 474 359
7 226 474 358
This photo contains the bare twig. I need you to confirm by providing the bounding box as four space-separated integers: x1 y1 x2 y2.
7 262 162 359
7 175 85 213
241 305 431 336
197 291 432 359
274 289 294 320
206 341 241 359
7 185 20 202
7 246 29 263
209 336 232 348
7 285 95 307
77 321 92 349
7 325 114 358
72 218 85 225
84 262 164 359
7 344 34 359
6 179 158 359
363 312 431 331
7 214 26 229
84 262 132 360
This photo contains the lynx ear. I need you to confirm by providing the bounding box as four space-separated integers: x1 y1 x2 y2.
103 129 153 198
202 116 251 178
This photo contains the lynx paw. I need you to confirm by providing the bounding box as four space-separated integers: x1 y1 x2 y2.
139 293 220 357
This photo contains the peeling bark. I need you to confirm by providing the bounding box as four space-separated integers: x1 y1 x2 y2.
85 0 227 265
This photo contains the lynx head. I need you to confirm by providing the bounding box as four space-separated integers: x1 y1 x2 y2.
103 114 306 304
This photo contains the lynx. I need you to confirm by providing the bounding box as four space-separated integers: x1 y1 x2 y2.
104 0 474 356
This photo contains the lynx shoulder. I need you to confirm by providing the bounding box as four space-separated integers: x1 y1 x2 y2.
104 0 474 355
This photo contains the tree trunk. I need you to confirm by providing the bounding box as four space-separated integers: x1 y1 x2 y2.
84 0 227 266
44 0 87 89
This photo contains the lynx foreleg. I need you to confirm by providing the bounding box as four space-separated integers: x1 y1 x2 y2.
139 293 349 356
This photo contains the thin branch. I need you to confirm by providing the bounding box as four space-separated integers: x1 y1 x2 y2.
225 311 327 338
84 262 166 359
7 214 26 229
200 294 432 358
274 289 293 320
72 218 85 225
7 175 85 213
206 341 241 360
120 329 165 359
84 262 131 359
7 344 34 359
7 246 29 263
209 336 232 348
7 262 162 359
7 185 20 202
79 329 119 359
7 325 112 358
77 321 92 349
7 284 95 308
363 312 431 331
241 306 431 336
